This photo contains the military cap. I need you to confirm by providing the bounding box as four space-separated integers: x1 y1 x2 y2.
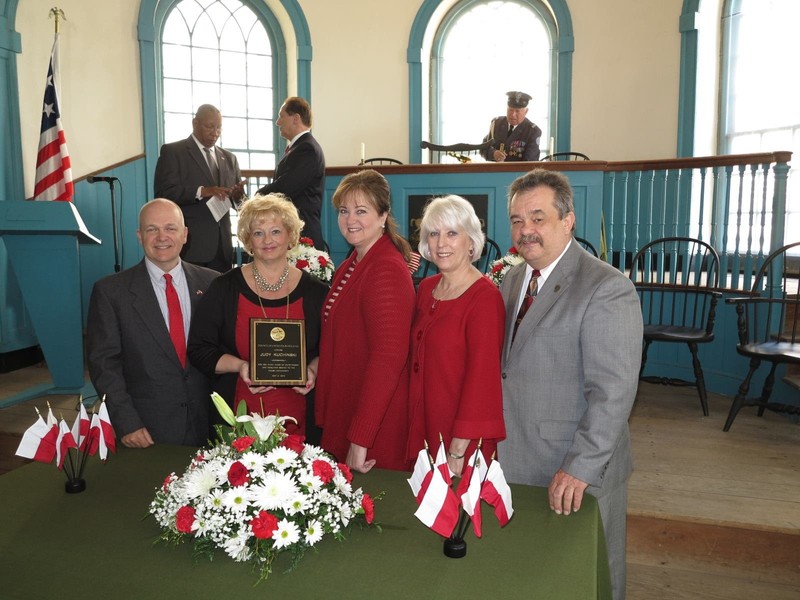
506 91 532 108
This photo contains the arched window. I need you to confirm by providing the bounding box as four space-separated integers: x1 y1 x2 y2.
431 0 555 153
161 0 278 170
408 0 573 163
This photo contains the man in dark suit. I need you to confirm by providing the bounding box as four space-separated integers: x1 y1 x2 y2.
482 91 542 162
256 97 326 249
154 104 245 272
498 169 642 600
87 199 219 448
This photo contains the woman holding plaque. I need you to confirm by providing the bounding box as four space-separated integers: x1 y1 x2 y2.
187 194 328 438
407 195 506 477
315 170 415 472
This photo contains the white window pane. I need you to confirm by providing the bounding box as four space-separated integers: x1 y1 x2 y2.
247 26 271 56
163 79 194 113
163 44 191 79
220 84 247 117
220 50 247 84
247 86 272 119
220 19 246 52
192 47 219 81
232 3 257 35
221 116 248 148
164 112 189 143
163 14 190 45
250 152 275 170
192 81 220 107
175 1 202 30
192 13 220 49
206 1 232 31
247 54 271 83
247 119 272 151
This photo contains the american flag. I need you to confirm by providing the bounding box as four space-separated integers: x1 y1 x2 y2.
33 34 73 202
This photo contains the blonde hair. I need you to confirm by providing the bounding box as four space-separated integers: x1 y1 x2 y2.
237 194 304 254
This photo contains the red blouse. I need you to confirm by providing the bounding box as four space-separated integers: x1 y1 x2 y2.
407 274 506 461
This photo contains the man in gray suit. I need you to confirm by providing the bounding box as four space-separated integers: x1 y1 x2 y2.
87 199 219 448
498 169 642 600
154 104 245 272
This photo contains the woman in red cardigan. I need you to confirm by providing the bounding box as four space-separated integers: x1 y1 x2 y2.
316 170 415 472
407 195 506 477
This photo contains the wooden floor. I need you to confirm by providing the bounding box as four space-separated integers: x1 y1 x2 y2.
0 365 798 598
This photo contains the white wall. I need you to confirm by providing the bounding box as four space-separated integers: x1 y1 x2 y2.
14 0 688 196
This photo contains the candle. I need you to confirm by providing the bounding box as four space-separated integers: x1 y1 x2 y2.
360 143 365 163
549 136 554 157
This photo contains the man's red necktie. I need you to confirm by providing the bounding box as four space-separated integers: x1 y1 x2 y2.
164 274 186 367
512 269 540 342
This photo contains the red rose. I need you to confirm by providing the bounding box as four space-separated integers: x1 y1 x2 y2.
337 463 353 484
176 505 196 533
231 436 256 452
162 475 172 491
280 434 305 454
299 237 314 246
295 259 309 269
361 494 375 524
227 461 250 486
312 459 334 484
318 256 328 267
508 247 518 254
251 510 279 540
491 263 503 273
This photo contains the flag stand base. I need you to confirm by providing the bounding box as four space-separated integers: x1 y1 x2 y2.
65 478 86 494
443 537 466 558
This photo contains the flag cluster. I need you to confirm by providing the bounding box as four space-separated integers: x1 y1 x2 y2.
407 443 513 539
33 34 73 202
15 401 116 481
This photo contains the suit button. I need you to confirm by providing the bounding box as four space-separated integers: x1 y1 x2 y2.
501 372 507 379
413 362 419 373
416 330 423 341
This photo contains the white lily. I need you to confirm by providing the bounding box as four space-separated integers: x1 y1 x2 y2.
236 413 297 441
210 392 237 426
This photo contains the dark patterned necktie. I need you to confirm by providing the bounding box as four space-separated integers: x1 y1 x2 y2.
512 269 540 342
204 147 219 184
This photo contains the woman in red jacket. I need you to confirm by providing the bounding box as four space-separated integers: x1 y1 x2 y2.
407 195 506 477
316 170 415 472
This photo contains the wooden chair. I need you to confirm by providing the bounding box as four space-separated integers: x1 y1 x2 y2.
575 236 598 257
629 237 722 415
723 241 800 431
361 157 403 165
420 140 494 164
541 152 591 161
475 237 502 274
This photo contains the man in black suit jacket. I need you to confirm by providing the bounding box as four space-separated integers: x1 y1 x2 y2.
154 104 245 271
87 199 219 448
256 97 326 249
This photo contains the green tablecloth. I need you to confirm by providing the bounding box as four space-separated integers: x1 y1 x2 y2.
0 445 611 599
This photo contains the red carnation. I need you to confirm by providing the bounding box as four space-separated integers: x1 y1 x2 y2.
312 459 334 484
337 463 353 484
162 475 172 491
361 494 375 524
227 461 250 487
299 237 314 246
491 263 503 273
175 505 196 533
232 436 256 452
508 246 518 254
318 256 328 267
296 259 309 270
280 434 305 454
251 510 279 540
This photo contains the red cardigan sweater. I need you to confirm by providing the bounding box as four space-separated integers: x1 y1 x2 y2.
316 234 415 470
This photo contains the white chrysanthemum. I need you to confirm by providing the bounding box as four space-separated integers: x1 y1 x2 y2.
249 471 298 510
265 446 298 470
300 444 326 461
304 519 324 545
239 450 268 475
206 488 225 510
283 491 309 515
222 487 251 512
182 462 220 498
272 519 301 549
297 470 323 493
222 531 253 561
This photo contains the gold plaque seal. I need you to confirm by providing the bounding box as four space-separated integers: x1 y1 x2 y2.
270 327 286 341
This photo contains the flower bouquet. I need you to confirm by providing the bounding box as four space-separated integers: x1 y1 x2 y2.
486 246 524 287
288 237 335 283
149 393 376 582
408 440 513 558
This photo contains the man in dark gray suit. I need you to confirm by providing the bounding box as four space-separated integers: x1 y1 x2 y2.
154 104 245 272
498 169 642 600
256 97 326 249
87 199 219 448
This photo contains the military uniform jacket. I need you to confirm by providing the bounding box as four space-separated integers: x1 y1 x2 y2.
482 116 542 161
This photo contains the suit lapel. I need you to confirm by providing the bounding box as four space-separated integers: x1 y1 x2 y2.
130 261 185 371
502 264 527 364
184 262 206 315
186 137 214 182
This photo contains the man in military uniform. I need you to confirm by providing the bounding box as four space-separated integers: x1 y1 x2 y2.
482 91 542 162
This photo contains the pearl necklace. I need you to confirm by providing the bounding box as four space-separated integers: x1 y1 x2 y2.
252 263 289 292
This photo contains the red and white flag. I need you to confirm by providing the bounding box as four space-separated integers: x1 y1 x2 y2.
98 401 116 455
71 403 90 450
15 413 58 463
457 449 488 537
55 418 77 469
480 460 514 526
407 448 433 503
33 33 73 202
413 464 460 537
